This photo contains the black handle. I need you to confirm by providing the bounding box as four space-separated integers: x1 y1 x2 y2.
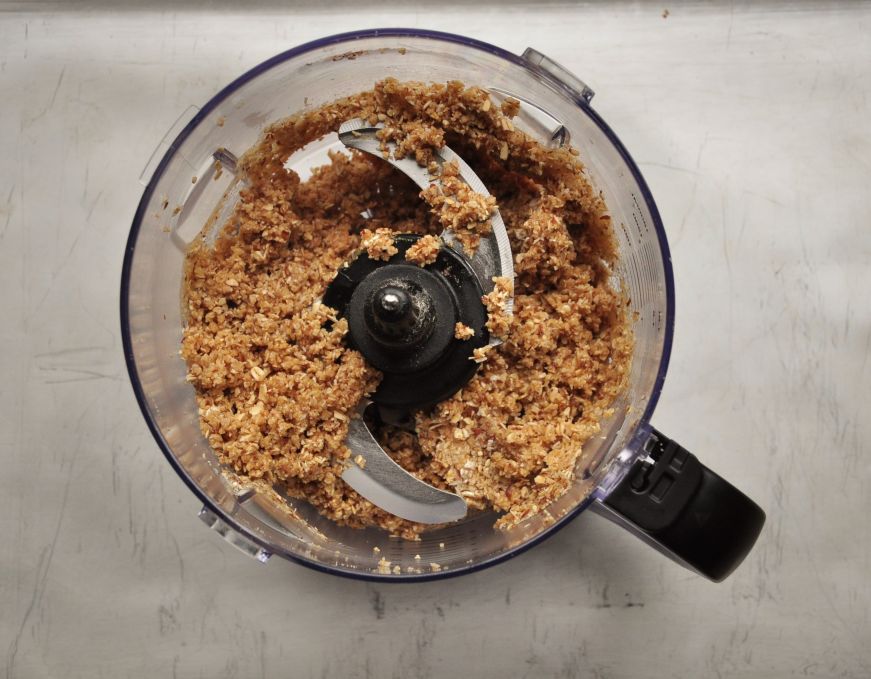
593 428 765 582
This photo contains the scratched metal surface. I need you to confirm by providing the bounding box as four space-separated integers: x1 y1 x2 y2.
1 2 870 677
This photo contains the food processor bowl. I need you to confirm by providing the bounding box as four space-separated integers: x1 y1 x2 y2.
121 29 764 581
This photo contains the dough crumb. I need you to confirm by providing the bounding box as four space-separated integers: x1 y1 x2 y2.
454 322 475 341
420 161 495 253
361 227 399 261
500 96 520 118
405 234 441 266
379 121 445 166
482 276 514 338
470 345 492 363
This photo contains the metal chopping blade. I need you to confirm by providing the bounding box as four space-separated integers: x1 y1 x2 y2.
330 118 516 524
338 118 515 323
343 402 467 524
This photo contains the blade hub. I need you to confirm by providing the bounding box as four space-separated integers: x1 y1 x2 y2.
324 234 487 415
353 266 445 358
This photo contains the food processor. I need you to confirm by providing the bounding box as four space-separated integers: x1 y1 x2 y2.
121 29 765 582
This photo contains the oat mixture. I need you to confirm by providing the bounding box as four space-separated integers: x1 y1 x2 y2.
181 79 632 539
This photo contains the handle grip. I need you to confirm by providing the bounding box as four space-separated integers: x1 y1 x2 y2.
593 428 765 582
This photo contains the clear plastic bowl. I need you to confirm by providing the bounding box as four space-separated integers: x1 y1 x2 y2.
121 29 674 579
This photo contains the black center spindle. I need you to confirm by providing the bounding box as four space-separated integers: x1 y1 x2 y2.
366 281 433 348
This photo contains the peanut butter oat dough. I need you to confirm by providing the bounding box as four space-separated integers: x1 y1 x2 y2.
404 234 442 266
182 79 632 539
